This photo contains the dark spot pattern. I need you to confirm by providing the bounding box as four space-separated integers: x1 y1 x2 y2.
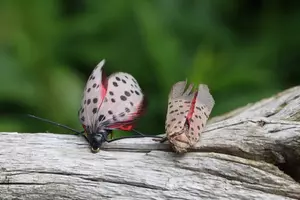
116 77 121 81
201 123 204 127
130 102 134 106
84 100 86 104
109 91 114 96
87 88 91 93
93 98 98 103
111 98 116 103
112 115 117 121
135 91 140 95
92 108 97 114
87 99 91 105
119 112 125 117
81 108 84 113
197 126 200 130
130 90 134 93
125 75 128 79
98 115 105 121
204 112 208 118
96 85 99 88
195 115 198 118
113 82 118 87
132 78 137 84
174 126 177 129
180 112 184 114
125 107 130 113
120 95 127 101
171 118 176 122
122 79 126 84
92 83 97 88
179 105 183 108
167 124 171 128
108 110 113 115
191 127 194 131
169 105 173 109
124 91 131 97
81 116 85 122
184 101 190 104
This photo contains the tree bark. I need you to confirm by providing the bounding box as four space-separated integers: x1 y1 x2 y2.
1 86 300 200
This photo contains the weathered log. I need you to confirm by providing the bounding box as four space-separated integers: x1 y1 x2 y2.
1 86 300 200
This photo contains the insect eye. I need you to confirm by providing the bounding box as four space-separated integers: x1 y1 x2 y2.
91 147 100 153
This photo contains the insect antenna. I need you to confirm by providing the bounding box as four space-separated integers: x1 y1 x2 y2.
132 129 146 136
27 114 83 135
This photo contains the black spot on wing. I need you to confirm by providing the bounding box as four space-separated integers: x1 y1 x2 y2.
113 82 118 87
120 95 127 101
124 91 131 97
92 108 97 114
93 98 98 103
98 115 105 122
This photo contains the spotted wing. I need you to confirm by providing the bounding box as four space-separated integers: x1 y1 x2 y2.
187 84 215 145
78 60 108 130
165 80 195 136
94 72 145 132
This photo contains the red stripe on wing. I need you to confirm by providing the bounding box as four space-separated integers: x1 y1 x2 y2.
100 71 108 104
186 91 198 122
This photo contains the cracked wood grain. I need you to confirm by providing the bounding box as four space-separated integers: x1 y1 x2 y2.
1 86 300 200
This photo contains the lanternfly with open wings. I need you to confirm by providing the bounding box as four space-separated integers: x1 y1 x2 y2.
158 80 215 153
78 60 146 153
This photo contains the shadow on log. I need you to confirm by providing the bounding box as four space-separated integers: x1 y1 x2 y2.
1 86 300 199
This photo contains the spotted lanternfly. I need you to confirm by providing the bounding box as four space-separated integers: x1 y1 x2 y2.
78 59 146 153
158 80 215 153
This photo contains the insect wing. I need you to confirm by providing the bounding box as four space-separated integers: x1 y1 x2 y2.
165 80 194 136
78 60 108 130
187 84 215 145
94 72 145 131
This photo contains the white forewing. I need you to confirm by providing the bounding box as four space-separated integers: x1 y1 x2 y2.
94 72 144 130
78 60 106 129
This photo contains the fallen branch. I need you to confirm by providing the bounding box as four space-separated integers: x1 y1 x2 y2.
1 86 300 199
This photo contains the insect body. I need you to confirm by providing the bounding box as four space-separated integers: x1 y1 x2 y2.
78 60 146 153
162 80 215 153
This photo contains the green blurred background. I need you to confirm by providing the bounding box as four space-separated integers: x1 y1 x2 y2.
0 0 299 137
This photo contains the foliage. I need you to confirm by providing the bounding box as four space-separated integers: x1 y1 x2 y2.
0 0 299 137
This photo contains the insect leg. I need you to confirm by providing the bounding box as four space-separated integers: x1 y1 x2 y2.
105 135 164 143
152 136 168 143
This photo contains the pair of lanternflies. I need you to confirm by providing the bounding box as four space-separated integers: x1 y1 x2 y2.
30 59 215 154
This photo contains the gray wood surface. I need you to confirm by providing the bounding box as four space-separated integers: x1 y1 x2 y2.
1 86 300 200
